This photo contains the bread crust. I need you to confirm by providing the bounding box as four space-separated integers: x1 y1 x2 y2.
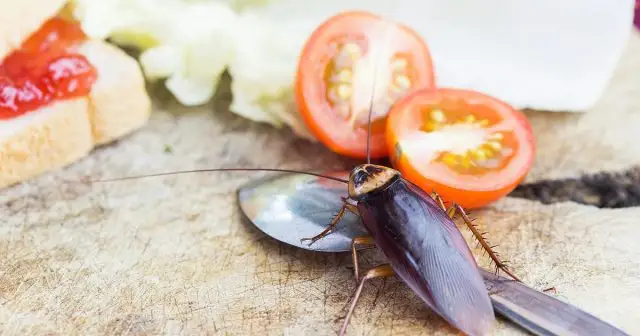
0 99 93 188
77 40 152 145
0 40 151 189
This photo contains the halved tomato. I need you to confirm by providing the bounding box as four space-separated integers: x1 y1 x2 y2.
295 11 435 159
386 88 535 209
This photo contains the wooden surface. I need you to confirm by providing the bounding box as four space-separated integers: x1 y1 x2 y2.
1 31 639 335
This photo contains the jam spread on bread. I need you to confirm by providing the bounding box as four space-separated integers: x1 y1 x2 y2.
0 17 97 119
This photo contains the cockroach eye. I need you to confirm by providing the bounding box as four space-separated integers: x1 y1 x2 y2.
353 170 368 186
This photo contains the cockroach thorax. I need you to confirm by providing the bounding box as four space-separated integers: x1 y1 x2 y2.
348 164 400 199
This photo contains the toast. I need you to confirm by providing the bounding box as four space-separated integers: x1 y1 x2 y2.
0 5 151 189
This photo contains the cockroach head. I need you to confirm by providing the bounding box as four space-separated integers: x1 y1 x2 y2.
348 164 400 200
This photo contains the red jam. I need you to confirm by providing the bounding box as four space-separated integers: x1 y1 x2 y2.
0 17 97 119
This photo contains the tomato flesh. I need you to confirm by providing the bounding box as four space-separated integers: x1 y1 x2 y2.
386 88 535 209
0 17 96 119
295 11 435 159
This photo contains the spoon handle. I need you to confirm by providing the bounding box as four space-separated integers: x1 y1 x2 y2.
481 270 629 336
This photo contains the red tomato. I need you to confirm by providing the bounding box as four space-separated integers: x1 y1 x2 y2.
386 88 535 209
295 11 435 159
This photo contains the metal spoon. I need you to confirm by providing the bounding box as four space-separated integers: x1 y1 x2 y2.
237 171 361 252
236 171 629 336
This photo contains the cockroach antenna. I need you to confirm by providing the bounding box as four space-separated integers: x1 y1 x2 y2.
364 21 388 164
365 18 398 164
88 168 349 184
365 52 377 165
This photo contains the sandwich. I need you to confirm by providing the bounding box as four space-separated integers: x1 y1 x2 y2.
0 0 151 189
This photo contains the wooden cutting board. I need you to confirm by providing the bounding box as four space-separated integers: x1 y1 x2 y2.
1 31 639 335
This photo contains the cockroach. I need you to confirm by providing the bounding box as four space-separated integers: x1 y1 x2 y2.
98 161 517 335
237 170 630 336
96 165 515 336
95 113 520 336
330 164 517 336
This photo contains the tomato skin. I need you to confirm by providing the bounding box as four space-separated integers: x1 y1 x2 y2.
295 11 435 159
386 88 536 209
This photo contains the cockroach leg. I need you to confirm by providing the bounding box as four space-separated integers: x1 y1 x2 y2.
453 204 523 282
351 236 375 280
300 201 359 245
345 204 359 215
340 264 394 336
446 207 456 219
340 197 359 215
431 191 458 219
430 191 447 212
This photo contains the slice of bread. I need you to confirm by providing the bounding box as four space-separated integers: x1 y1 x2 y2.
0 39 151 189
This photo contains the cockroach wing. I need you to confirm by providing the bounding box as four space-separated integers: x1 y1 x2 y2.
237 171 368 252
357 178 494 336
